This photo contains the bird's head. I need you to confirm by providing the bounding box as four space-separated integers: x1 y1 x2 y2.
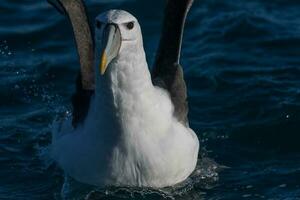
95 10 142 75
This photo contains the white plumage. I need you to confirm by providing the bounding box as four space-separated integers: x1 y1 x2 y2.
51 10 199 188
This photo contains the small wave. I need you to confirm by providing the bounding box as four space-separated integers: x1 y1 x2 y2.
57 158 221 200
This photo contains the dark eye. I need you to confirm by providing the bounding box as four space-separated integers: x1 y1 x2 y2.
96 21 102 29
126 22 134 30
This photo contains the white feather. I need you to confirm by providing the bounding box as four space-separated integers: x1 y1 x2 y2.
51 10 199 188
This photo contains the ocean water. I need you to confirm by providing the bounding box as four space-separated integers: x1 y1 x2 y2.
1 0 300 199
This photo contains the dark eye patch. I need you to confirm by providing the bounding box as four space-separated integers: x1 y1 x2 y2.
126 22 134 30
96 21 102 29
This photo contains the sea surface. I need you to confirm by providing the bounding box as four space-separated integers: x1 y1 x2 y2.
1 0 300 199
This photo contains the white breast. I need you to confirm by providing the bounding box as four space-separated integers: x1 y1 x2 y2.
51 38 199 188
105 84 199 187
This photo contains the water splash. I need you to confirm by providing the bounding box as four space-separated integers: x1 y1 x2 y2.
0 40 13 57
57 157 221 200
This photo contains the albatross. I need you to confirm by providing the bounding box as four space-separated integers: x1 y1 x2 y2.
49 0 199 188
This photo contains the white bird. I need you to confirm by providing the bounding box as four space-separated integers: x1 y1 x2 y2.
49 0 199 188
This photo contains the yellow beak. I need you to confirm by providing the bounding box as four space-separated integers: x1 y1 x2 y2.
99 24 121 75
100 52 107 75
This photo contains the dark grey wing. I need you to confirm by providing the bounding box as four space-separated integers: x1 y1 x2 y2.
48 0 95 90
48 0 95 127
152 0 194 125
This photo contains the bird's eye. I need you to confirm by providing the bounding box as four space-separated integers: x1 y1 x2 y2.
96 21 102 29
126 22 134 30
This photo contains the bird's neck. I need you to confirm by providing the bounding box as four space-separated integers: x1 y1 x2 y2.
94 45 153 111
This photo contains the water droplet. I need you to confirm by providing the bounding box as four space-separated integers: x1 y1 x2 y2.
246 185 253 189
279 184 287 188
242 194 252 198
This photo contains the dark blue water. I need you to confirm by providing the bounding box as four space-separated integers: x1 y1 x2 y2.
1 0 300 199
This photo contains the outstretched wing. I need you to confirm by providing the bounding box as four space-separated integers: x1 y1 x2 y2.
48 0 95 90
152 0 194 125
48 0 95 127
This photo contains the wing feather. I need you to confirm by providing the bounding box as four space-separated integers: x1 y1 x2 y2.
152 0 194 125
48 0 95 127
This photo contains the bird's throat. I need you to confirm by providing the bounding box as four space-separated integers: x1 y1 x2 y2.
94 48 153 113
